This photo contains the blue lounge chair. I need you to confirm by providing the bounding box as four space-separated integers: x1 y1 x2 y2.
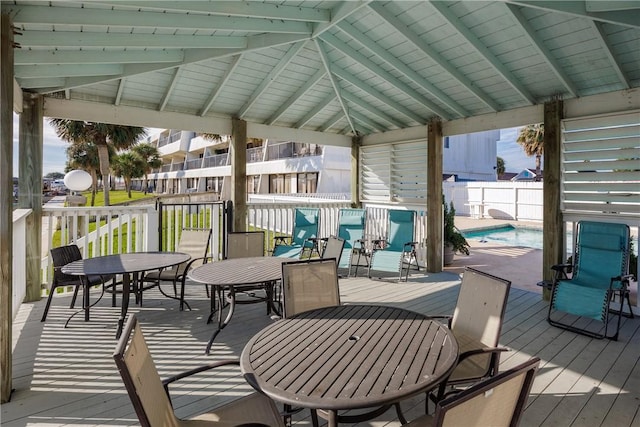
335 208 366 275
368 209 418 281
548 220 635 340
272 207 320 259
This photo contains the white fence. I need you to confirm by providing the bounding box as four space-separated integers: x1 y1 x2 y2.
444 181 543 221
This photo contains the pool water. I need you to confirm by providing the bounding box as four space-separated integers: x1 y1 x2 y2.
463 225 638 255
463 225 543 249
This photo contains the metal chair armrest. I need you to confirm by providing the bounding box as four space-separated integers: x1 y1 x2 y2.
162 359 240 398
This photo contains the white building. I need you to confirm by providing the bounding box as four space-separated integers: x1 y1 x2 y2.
142 129 500 198
143 130 352 198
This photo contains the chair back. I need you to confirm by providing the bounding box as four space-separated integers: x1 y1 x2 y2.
386 210 415 251
281 258 340 318
451 267 511 377
175 228 212 273
291 208 320 247
434 357 539 427
113 315 179 427
573 221 630 288
322 236 345 262
227 231 265 259
50 244 83 286
337 208 366 248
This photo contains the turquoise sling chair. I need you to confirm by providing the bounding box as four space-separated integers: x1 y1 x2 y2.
368 209 418 281
548 221 635 340
272 207 320 259
334 208 366 275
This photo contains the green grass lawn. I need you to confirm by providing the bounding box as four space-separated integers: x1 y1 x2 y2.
81 190 155 206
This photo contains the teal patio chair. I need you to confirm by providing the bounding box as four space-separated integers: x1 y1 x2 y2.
272 207 320 259
548 220 635 340
368 209 418 281
330 208 366 275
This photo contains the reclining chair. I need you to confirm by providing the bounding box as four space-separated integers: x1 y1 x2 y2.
548 220 635 340
368 209 418 281
334 208 366 276
272 207 320 259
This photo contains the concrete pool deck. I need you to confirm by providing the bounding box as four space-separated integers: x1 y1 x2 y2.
447 216 638 306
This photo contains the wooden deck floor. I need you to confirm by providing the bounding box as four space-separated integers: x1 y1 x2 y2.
3 270 640 427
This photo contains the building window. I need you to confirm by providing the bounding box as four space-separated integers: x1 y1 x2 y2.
247 175 259 194
444 136 450 149
297 173 317 194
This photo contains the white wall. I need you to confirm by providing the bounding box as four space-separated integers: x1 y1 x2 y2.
443 130 499 181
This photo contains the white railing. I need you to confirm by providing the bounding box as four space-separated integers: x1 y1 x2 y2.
41 205 158 285
12 209 31 320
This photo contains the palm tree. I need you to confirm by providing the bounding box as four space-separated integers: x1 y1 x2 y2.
112 152 145 198
516 124 544 178
66 141 114 206
496 156 505 177
132 142 162 194
49 120 147 205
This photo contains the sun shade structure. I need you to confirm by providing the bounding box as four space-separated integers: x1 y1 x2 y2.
4 1 639 136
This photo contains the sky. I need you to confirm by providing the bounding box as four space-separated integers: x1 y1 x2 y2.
12 115 534 176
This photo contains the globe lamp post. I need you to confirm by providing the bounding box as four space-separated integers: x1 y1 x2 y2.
64 170 92 239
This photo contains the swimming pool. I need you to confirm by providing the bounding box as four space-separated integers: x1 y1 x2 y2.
463 225 544 249
463 225 638 255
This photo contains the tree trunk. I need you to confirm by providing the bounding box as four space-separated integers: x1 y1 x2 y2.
143 173 148 194
97 144 111 206
535 154 541 177
90 170 98 206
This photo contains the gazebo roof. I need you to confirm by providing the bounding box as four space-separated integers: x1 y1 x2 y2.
4 1 640 139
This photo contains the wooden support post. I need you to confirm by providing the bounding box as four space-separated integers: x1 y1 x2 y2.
231 118 247 232
351 135 361 207
427 119 443 273
1 12 14 404
542 99 563 301
18 93 43 302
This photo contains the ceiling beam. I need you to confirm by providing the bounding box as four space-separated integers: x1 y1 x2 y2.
319 32 453 120
337 21 469 118
317 110 346 133
158 67 182 112
349 110 386 133
115 79 126 105
312 1 371 38
369 2 501 112
16 31 247 49
14 49 184 65
314 39 356 134
589 20 631 88
238 41 307 118
294 93 335 128
504 3 579 98
341 91 406 129
89 1 331 23
507 1 640 29
430 1 537 105
43 96 352 146
8 4 312 34
331 65 426 124
199 55 242 117
15 64 123 79
266 68 326 125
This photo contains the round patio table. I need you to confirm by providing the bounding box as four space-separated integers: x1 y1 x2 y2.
241 304 459 427
188 256 289 354
62 251 191 338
